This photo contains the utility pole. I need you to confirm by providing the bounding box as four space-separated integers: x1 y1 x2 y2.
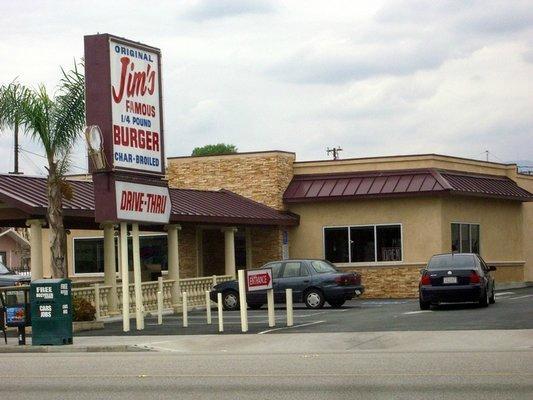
11 124 20 174
485 150 489 162
327 146 343 160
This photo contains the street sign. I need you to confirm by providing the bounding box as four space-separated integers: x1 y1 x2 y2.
246 268 273 292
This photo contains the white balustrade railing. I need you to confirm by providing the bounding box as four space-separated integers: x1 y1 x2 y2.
72 275 233 320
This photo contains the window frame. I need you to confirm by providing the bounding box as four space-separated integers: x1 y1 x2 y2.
322 223 403 265
450 222 481 254
72 233 168 277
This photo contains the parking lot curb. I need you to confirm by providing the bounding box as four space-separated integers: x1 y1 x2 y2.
0 344 149 353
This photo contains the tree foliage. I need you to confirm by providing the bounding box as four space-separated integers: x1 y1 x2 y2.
191 143 238 157
0 63 86 278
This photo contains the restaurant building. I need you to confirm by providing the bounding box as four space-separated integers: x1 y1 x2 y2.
0 151 531 298
167 151 533 298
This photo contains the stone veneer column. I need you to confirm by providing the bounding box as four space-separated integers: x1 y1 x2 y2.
26 219 45 281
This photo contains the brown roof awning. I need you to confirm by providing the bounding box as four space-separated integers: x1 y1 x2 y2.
283 169 533 203
0 174 298 227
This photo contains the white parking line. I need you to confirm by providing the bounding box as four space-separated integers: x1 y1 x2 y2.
507 294 533 300
403 310 432 315
257 320 325 334
495 292 515 297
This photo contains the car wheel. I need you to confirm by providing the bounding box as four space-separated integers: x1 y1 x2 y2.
328 300 345 308
419 297 430 310
248 303 263 310
479 287 489 307
304 289 325 309
489 287 496 304
222 290 239 311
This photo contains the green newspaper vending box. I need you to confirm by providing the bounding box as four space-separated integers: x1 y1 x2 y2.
30 279 73 345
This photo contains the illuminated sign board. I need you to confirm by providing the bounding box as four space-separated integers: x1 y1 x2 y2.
85 34 165 176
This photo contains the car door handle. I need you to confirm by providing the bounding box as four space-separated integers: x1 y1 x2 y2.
303 280 309 283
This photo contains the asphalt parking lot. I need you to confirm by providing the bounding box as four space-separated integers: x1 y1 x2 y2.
78 286 533 336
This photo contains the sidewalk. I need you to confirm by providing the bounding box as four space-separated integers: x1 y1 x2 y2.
2 329 532 354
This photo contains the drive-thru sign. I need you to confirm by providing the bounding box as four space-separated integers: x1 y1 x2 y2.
246 268 273 292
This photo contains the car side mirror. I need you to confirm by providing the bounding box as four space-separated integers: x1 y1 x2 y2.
489 266 497 272
419 268 427 275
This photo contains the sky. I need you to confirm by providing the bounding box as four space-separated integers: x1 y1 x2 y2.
0 0 532 175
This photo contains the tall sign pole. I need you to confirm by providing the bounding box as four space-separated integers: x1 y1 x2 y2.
84 34 171 332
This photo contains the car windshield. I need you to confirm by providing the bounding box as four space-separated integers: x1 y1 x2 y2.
0 261 10 274
310 260 338 274
428 254 476 270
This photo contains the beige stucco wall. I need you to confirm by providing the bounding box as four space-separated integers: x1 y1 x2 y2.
516 175 533 282
289 197 442 264
167 151 295 210
293 154 518 178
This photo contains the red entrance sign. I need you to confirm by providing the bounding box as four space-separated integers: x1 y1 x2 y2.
246 268 273 292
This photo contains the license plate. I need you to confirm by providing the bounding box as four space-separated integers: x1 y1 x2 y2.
443 277 457 284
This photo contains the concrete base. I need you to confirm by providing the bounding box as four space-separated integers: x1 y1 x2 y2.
73 320 105 333
495 281 532 290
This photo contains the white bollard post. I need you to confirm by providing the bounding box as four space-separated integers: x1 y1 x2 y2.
182 292 188 327
157 290 163 325
120 222 130 332
237 269 248 332
217 292 224 332
93 283 101 321
132 223 144 330
206 291 212 324
286 288 293 327
267 288 275 327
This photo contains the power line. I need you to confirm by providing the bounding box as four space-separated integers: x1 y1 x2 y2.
19 147 88 172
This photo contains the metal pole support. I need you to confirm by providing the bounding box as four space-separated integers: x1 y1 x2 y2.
206 291 212 324
286 288 293 327
237 269 248 332
217 292 224 332
267 289 275 327
182 292 188 328
94 283 101 321
157 290 163 325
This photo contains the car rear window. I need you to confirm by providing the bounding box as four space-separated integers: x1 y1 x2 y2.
428 254 476 270
310 260 338 274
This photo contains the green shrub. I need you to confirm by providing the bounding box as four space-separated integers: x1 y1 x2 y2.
72 297 96 322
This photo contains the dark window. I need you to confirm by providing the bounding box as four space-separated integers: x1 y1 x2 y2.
74 238 106 274
350 226 375 262
74 235 167 275
235 231 247 268
325 224 403 263
461 224 470 253
324 228 349 263
451 223 480 254
265 262 282 278
428 254 476 270
310 260 338 274
451 223 460 252
282 262 302 278
376 225 402 261
471 225 480 254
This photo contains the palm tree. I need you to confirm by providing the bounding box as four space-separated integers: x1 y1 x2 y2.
0 64 85 278
0 82 29 174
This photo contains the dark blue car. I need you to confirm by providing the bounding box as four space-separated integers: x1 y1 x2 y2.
419 253 496 309
210 259 364 310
